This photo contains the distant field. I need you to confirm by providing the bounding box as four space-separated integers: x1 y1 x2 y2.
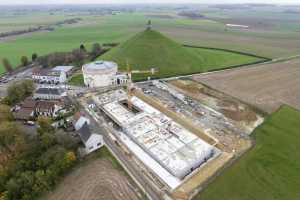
0 12 69 32
1 9 300 73
196 105 300 200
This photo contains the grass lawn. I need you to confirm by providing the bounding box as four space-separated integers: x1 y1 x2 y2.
69 73 84 86
196 105 300 200
186 47 263 72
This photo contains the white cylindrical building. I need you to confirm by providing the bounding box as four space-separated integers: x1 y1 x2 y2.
82 61 118 88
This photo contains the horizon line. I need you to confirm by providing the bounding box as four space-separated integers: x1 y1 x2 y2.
0 2 299 6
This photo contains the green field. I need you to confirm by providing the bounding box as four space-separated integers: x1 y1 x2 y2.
1 9 300 74
196 105 300 200
185 47 262 72
101 29 262 80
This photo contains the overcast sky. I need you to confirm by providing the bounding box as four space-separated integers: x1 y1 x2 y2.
0 0 299 5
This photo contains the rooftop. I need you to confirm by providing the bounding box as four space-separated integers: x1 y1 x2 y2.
36 101 56 110
83 60 118 71
52 66 74 73
77 122 92 143
32 68 61 77
35 87 62 95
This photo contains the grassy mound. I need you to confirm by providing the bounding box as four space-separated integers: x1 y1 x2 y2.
196 105 300 200
101 29 205 80
101 29 262 80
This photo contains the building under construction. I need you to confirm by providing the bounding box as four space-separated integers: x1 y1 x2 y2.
94 89 220 189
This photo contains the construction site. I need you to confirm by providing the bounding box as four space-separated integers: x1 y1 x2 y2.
78 72 263 200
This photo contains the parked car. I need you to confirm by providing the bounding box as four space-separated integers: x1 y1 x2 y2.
24 121 35 126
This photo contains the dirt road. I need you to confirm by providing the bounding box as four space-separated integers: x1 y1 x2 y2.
193 59 300 113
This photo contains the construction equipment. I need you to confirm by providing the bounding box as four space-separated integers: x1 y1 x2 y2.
125 61 157 110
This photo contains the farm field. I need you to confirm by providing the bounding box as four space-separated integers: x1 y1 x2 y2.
43 147 142 200
1 7 300 73
193 59 300 113
195 105 300 200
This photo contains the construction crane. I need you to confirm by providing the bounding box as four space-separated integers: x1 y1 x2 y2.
125 61 157 110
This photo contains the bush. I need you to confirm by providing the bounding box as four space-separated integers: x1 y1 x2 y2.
20 56 29 67
0 104 13 122
2 59 13 73
32 53 38 62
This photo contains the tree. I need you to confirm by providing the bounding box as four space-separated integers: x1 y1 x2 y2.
36 56 48 68
20 56 29 66
6 83 25 105
6 80 34 105
22 80 35 97
0 104 13 123
33 170 50 195
40 133 56 149
47 52 68 67
0 122 24 154
80 44 86 52
91 43 102 57
64 151 76 168
2 58 13 73
37 117 54 135
31 53 38 62
72 49 85 67
5 178 20 200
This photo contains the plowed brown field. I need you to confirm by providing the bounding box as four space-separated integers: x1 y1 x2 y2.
43 159 141 200
193 59 300 113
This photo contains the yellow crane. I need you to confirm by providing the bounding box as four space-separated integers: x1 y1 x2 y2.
125 61 157 110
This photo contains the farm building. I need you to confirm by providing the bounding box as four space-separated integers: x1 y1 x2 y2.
82 61 128 88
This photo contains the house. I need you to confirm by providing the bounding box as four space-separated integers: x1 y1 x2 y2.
52 66 74 77
73 112 90 131
32 68 67 84
35 101 56 117
77 123 104 154
33 87 65 100
14 98 37 120
35 100 65 118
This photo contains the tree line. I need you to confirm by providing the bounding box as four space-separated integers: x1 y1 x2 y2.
0 113 77 200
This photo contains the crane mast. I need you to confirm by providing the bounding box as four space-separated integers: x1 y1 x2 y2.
125 61 157 111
